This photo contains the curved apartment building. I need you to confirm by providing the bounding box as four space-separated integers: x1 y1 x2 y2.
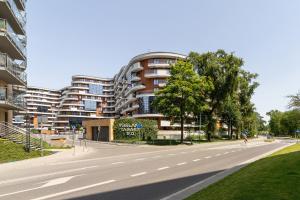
114 52 186 125
14 86 61 129
13 52 188 132
0 0 27 124
54 75 115 132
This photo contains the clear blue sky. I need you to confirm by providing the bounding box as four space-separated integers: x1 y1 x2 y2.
26 0 300 119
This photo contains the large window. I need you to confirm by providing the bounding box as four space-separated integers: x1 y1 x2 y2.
89 84 103 95
84 100 97 111
137 96 156 114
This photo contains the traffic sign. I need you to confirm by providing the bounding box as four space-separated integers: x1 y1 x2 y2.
136 123 143 129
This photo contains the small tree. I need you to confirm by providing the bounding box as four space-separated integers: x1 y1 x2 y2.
153 60 211 143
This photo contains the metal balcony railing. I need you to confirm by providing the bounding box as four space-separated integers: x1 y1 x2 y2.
0 52 27 84
0 87 26 109
0 18 26 57
6 0 26 28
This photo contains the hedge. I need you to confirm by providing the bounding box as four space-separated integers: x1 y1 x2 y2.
113 118 158 141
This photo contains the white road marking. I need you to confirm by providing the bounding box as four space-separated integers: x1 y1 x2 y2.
52 147 198 165
111 162 124 165
168 153 176 156
41 176 75 188
131 172 147 177
176 162 187 166
231 150 236 153
0 175 79 198
224 152 229 154
157 166 170 171
31 180 116 200
193 159 201 162
0 166 98 185
135 158 146 161
205 156 212 159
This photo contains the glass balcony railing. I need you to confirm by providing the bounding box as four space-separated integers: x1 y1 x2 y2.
145 69 170 76
0 87 26 109
0 52 27 84
0 18 26 57
6 0 26 28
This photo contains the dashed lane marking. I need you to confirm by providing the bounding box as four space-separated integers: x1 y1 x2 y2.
176 162 187 166
157 166 170 171
131 172 147 177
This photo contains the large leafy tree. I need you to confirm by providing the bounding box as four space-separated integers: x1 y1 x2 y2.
237 70 259 138
153 60 211 143
288 91 300 109
189 50 242 141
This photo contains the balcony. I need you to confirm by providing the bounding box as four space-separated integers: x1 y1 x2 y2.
0 0 26 35
0 87 25 110
131 75 141 82
14 0 25 11
144 69 171 78
148 59 175 68
0 52 26 85
124 83 146 96
131 62 143 72
0 18 26 60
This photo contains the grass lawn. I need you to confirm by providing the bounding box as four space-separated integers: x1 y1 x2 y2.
0 139 52 163
186 143 300 200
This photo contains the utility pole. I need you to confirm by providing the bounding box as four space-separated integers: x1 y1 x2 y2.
199 113 202 142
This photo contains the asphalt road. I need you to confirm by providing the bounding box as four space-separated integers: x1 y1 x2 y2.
0 139 291 200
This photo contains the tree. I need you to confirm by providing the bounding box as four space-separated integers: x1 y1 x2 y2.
220 95 241 139
267 110 284 135
189 50 242 141
288 91 300 109
237 70 259 138
153 60 211 143
267 109 300 136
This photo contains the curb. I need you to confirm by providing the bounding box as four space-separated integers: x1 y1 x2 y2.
160 141 294 200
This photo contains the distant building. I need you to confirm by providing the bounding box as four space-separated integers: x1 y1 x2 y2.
54 75 115 132
14 86 61 129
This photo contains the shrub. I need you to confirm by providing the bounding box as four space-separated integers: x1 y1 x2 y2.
114 118 158 141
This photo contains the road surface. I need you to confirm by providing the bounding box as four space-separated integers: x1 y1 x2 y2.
0 139 291 200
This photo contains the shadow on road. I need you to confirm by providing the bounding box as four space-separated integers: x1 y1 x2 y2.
67 170 223 200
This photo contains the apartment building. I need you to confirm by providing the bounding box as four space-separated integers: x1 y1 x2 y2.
0 0 27 124
114 52 186 128
14 86 61 129
13 52 188 132
54 75 115 132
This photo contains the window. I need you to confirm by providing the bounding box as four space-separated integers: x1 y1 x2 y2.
153 79 166 85
37 106 48 113
84 100 97 111
0 88 6 100
89 84 103 95
15 115 24 122
137 96 157 114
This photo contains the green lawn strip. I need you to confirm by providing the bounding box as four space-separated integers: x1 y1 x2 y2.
186 144 300 200
0 139 52 163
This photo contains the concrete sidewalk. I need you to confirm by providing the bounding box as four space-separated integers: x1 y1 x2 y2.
0 145 95 171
